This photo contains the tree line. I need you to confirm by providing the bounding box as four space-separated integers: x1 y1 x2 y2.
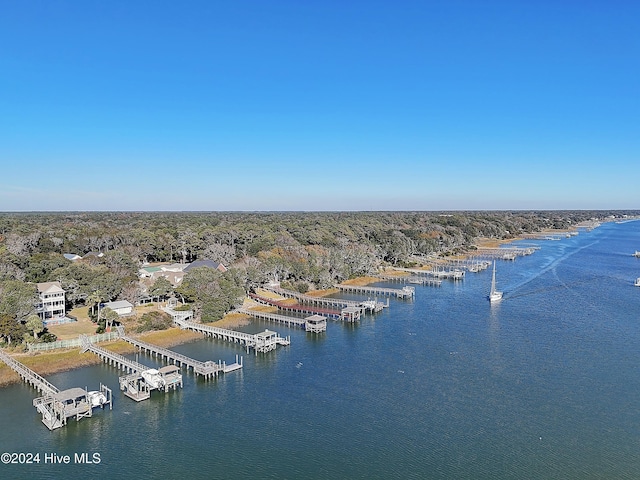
0 210 633 346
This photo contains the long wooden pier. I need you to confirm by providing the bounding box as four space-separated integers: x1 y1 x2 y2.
0 348 59 395
390 267 465 280
80 334 148 374
173 317 290 354
239 308 327 332
336 284 415 299
248 292 345 318
473 246 538 260
116 326 240 378
375 274 443 286
262 286 385 312
0 348 113 430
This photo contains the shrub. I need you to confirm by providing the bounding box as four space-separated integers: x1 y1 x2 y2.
136 311 173 333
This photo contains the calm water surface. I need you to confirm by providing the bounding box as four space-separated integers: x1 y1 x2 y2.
1 221 640 479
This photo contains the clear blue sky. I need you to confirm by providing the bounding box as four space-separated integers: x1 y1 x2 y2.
1 1 637 211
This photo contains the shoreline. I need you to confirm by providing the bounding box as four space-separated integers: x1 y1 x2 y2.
0 313 252 389
0 222 603 388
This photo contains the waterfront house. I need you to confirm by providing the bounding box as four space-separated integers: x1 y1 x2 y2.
37 282 66 321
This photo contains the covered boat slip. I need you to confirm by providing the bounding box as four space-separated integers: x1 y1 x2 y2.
33 385 113 431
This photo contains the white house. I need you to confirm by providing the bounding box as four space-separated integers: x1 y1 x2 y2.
37 282 66 321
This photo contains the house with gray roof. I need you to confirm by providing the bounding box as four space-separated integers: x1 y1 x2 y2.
184 260 227 273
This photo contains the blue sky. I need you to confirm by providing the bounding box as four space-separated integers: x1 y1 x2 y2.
1 1 638 211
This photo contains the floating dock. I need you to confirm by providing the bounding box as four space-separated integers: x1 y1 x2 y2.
116 326 242 378
0 348 112 430
173 317 290 354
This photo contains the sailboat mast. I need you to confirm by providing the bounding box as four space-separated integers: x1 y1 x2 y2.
491 261 496 294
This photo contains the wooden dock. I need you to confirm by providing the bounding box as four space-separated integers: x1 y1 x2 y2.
262 286 385 312
336 284 415 299
375 274 443 286
391 267 465 280
0 348 113 430
116 326 241 379
80 335 183 401
0 348 58 395
173 317 290 354
473 246 538 260
249 292 344 318
239 308 327 332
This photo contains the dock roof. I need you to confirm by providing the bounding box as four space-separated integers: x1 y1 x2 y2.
53 388 87 402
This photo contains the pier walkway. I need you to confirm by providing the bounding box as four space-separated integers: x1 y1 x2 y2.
80 334 148 374
173 317 290 354
248 292 345 318
0 348 58 396
262 286 385 313
336 284 415 299
116 327 240 378
375 274 442 286
473 246 537 260
391 267 465 280
239 308 327 332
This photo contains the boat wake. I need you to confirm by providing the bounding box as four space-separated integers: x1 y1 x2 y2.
505 240 599 297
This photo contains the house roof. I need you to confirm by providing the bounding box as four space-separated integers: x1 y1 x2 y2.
161 263 189 272
63 253 81 261
184 260 227 272
37 281 65 294
83 251 104 258
151 271 184 285
103 300 133 310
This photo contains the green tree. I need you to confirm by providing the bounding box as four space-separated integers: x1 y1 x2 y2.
86 290 105 318
101 307 120 332
177 267 244 321
25 314 44 340
149 276 173 301
0 314 26 345
0 280 38 320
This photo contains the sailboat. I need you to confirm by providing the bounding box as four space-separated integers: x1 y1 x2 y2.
489 261 503 303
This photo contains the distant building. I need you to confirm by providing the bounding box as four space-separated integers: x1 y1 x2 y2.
37 282 66 321
63 253 82 261
150 270 185 287
161 263 189 273
184 260 227 273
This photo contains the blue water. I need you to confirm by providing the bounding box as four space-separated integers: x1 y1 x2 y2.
1 221 640 479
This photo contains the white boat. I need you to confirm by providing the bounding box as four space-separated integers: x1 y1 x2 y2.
489 261 503 303
634 251 640 258
635 278 640 287
87 390 107 408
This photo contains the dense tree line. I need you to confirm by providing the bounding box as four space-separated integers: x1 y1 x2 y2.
0 210 635 346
